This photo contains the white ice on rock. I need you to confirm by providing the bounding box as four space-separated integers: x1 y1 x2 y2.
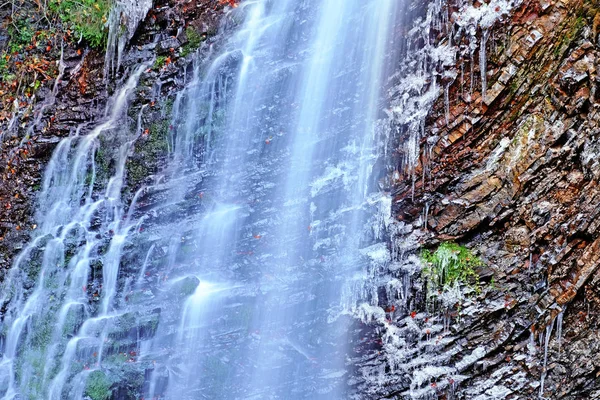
390 0 521 180
104 0 153 77
0 0 530 399
454 0 522 102
455 0 521 30
352 1 525 397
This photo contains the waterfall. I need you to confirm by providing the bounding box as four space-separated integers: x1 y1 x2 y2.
0 0 403 399
0 64 147 400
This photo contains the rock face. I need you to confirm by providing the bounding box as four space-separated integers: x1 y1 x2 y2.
2 0 600 398
381 0 600 398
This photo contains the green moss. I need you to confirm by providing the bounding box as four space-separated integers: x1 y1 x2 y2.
180 277 199 297
509 79 520 95
198 108 227 148
19 350 46 398
62 306 85 336
0 52 9 80
149 120 170 151
127 118 169 185
85 370 112 400
126 162 149 186
164 98 175 115
149 315 159 332
181 27 207 57
554 16 587 58
93 139 113 189
420 242 483 298
26 259 42 282
28 311 56 362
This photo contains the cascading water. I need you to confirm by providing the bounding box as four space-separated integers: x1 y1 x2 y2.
0 0 404 399
0 65 147 400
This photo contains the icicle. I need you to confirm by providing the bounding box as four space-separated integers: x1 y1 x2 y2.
480 29 489 103
444 83 451 125
556 309 565 354
469 51 475 99
539 319 555 398
104 0 153 79
527 330 536 355
460 56 465 96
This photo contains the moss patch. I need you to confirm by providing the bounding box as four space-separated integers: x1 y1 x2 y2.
420 242 483 298
554 15 586 58
181 27 207 57
85 370 112 400
126 114 170 186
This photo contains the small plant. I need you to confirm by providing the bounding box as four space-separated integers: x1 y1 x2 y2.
181 27 207 57
420 242 483 300
49 0 111 48
154 55 167 70
0 53 8 77
7 18 35 51
85 370 112 400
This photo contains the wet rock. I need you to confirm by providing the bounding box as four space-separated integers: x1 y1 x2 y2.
158 37 181 54
505 226 531 249
381 0 600 398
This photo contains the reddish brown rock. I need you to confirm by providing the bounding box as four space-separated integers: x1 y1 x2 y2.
386 0 600 398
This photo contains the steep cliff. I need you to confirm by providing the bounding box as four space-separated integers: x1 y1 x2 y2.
1 0 600 398
379 0 600 398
